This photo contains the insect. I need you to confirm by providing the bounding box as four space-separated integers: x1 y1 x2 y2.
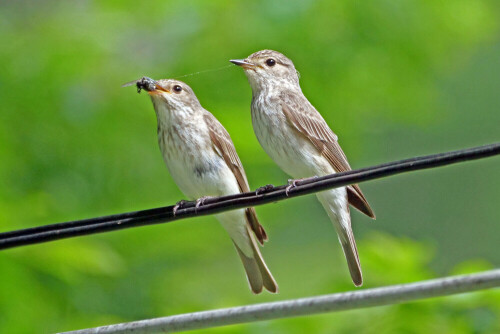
121 76 157 93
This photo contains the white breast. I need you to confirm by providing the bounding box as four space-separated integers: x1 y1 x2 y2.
158 114 239 200
251 95 334 179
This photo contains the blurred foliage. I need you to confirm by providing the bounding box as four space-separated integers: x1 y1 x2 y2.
0 0 499 333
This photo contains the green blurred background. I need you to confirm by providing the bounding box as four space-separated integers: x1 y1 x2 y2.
1 1 499 333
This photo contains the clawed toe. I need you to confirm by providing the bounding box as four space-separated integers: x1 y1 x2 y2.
285 176 319 196
285 179 299 196
172 200 188 216
195 196 212 213
256 184 274 195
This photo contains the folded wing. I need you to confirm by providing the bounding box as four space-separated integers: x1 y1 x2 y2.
280 91 375 219
204 113 269 243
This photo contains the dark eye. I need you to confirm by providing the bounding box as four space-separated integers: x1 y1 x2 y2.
265 58 276 67
173 85 182 93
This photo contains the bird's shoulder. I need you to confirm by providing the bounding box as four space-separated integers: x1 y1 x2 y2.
202 109 269 242
279 91 375 218
201 110 228 137
279 90 339 143
201 110 246 178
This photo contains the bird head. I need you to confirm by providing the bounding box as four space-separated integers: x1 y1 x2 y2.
230 50 300 92
140 78 201 112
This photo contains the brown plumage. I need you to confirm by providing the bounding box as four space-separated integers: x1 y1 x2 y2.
142 77 277 293
204 113 269 244
231 49 376 287
280 91 375 219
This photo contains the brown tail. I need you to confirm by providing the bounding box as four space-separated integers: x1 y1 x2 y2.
233 225 278 294
317 190 363 287
339 233 363 287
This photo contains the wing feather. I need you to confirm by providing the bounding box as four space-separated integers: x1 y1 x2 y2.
203 113 268 243
280 92 375 219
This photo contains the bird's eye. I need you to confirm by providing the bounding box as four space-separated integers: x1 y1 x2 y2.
265 58 276 67
173 85 182 93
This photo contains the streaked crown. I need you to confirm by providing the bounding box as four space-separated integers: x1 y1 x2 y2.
241 50 300 91
148 79 202 111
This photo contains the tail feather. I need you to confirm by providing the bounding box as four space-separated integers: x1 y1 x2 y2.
218 211 278 294
234 242 264 294
233 225 278 294
256 253 279 293
317 189 363 287
339 235 363 287
248 223 278 293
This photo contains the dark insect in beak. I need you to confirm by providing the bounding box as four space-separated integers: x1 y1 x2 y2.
122 76 157 93
136 77 157 93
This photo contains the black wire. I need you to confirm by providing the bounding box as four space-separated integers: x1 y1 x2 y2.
1 142 499 250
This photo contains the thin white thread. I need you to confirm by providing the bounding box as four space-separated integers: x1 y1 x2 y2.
121 65 234 88
173 64 233 79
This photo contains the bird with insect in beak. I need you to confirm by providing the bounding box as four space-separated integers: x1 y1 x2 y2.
230 50 376 287
132 77 278 294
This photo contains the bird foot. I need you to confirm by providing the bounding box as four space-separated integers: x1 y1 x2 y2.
255 184 274 195
172 200 188 217
195 196 212 213
285 176 319 196
285 179 300 196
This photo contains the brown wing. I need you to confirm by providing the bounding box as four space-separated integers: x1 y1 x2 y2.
280 91 375 219
203 113 268 244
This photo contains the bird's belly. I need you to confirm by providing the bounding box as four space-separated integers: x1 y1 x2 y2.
252 109 333 179
161 142 239 200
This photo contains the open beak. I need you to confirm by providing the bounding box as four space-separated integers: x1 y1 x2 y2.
145 80 170 95
123 76 171 95
153 83 169 93
230 59 255 69
126 76 169 95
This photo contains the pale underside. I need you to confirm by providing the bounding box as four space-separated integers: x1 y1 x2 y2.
155 103 266 251
251 90 375 218
153 99 276 293
250 87 373 286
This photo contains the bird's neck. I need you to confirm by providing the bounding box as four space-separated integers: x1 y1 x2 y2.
152 100 196 131
251 78 301 100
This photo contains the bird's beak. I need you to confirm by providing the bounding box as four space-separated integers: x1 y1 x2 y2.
153 83 170 94
146 81 170 96
230 59 255 70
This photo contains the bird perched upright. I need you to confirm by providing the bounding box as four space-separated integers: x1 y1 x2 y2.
230 50 375 287
136 77 277 294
